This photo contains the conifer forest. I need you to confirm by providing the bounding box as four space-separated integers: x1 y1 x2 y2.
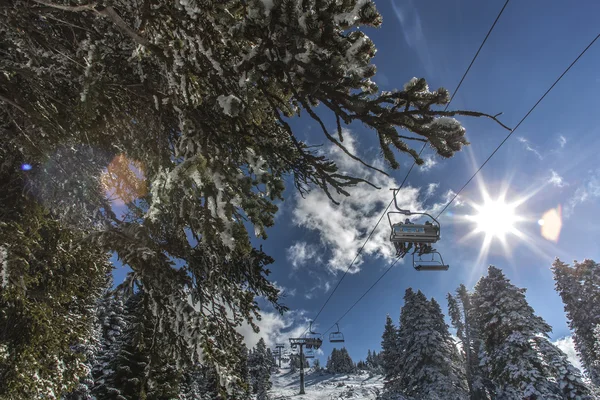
1 0 599 399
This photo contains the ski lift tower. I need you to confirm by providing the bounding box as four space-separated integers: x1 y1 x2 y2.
289 322 322 395
275 343 285 367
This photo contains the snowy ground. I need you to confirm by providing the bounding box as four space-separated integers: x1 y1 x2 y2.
269 368 385 399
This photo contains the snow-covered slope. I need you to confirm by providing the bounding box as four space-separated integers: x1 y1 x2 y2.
269 368 385 399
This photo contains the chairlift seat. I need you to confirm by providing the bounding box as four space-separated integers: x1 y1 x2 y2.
329 332 345 343
413 251 449 272
415 264 449 271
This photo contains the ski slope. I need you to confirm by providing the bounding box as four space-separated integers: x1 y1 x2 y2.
269 368 385 399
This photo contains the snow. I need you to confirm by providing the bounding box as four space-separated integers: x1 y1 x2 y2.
260 0 274 16
0 246 7 288
197 40 223 75
403 77 419 91
334 0 369 27
217 94 241 117
269 368 385 399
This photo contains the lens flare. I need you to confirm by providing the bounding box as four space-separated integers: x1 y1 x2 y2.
100 154 147 205
21 164 32 171
539 205 562 243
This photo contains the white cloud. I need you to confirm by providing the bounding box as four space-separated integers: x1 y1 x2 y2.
237 309 309 350
272 281 296 298
426 183 439 198
286 241 320 269
552 335 583 372
565 168 600 217
548 170 567 188
290 130 448 273
558 135 567 148
517 137 543 160
420 154 438 172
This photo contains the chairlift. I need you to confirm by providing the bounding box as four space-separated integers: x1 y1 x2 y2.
413 250 449 271
329 323 345 343
304 321 323 349
304 348 315 359
387 189 449 270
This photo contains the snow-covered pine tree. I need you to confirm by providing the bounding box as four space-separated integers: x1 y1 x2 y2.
366 349 374 369
180 363 223 400
313 358 322 371
447 284 493 399
289 352 309 372
472 266 593 399
98 290 182 399
1 0 508 386
356 360 366 370
249 338 272 400
0 148 112 399
62 277 113 400
380 315 401 385
228 341 252 399
552 258 600 386
90 293 128 398
339 348 356 374
393 288 468 400
326 347 355 374
533 336 593 399
326 350 336 373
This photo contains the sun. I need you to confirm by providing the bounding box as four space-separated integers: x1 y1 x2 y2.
460 186 529 268
470 199 519 240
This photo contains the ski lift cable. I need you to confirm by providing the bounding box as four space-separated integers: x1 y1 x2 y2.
320 32 600 336
322 256 401 336
435 32 600 220
404 0 512 190
300 0 511 337
299 0 511 338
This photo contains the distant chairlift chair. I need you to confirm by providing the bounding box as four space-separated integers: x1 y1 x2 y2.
329 323 345 343
388 189 449 271
304 348 315 359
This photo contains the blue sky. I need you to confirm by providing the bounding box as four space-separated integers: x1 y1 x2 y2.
109 0 600 366
244 0 600 365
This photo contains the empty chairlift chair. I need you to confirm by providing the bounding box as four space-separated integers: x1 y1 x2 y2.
304 348 315 359
329 323 345 343
413 250 449 271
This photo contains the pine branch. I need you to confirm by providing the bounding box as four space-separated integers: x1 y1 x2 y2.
0 94 27 114
33 1 152 48
401 110 512 131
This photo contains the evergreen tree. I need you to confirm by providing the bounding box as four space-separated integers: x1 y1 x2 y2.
393 289 468 400
473 266 592 399
0 149 112 399
90 294 128 398
366 349 374 369
448 285 492 399
326 347 355 374
380 315 400 384
97 290 181 400
552 258 600 386
313 359 322 371
1 0 507 387
533 336 594 399
289 352 309 373
180 364 221 400
249 338 272 400
228 341 252 399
